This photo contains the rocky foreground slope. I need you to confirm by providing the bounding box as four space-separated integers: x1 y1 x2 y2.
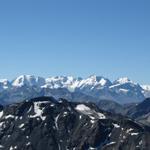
0 97 150 150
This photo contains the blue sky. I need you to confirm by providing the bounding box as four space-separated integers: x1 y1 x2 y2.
0 0 150 84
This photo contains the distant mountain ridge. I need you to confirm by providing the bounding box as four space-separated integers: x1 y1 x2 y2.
0 75 149 104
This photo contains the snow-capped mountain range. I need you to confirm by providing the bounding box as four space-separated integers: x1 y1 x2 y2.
0 75 149 104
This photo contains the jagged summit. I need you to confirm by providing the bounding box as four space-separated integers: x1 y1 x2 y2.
114 77 134 84
0 75 149 104
12 75 45 87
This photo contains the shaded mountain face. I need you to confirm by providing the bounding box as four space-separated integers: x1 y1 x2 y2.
97 100 126 115
0 75 148 104
127 98 150 126
0 97 150 150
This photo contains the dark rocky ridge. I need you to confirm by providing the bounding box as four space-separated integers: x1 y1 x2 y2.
97 100 126 115
0 97 150 150
127 98 150 126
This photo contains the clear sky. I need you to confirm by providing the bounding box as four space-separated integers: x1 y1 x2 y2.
0 0 150 84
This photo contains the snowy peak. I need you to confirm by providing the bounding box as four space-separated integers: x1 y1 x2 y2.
0 75 149 104
110 77 140 91
141 85 150 91
12 75 45 87
12 75 34 87
87 75 112 86
45 76 76 86
114 77 134 85
44 76 79 91
78 75 112 89
0 79 10 91
85 75 111 86
141 85 150 97
88 75 105 82
0 79 9 84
